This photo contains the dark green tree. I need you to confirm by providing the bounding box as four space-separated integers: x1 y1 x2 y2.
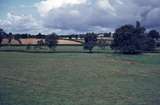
36 33 45 39
14 35 22 44
141 36 156 52
0 28 6 44
148 30 159 40
104 32 111 37
0 35 2 45
83 33 97 53
8 32 13 44
111 22 146 54
45 32 58 50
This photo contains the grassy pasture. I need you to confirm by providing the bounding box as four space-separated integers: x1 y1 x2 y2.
0 46 111 53
0 46 160 105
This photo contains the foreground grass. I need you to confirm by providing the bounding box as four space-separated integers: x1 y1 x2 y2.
0 48 160 105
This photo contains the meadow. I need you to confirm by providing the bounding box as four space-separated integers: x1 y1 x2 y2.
0 46 160 105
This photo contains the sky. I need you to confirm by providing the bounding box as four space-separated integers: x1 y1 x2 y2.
0 0 160 34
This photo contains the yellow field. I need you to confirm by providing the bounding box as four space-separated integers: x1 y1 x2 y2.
1 38 82 45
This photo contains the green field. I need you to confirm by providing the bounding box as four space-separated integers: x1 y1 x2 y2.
0 46 160 105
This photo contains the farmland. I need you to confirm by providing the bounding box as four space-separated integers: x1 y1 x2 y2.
1 0 160 104
1 38 82 45
0 46 160 105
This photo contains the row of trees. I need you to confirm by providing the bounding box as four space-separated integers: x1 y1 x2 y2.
0 29 23 44
0 28 110 51
0 29 58 49
83 22 160 54
0 21 160 54
0 29 111 40
111 22 160 54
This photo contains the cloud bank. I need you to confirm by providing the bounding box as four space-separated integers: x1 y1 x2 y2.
1 0 160 34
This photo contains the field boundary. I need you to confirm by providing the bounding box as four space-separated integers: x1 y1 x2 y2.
0 44 83 46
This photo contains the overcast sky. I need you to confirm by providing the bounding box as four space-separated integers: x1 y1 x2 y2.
0 0 160 34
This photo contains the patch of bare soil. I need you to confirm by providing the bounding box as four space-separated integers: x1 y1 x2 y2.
58 39 81 45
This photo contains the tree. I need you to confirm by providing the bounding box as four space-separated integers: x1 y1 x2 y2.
0 35 2 45
36 33 46 39
141 36 156 51
148 30 159 40
36 40 44 49
83 33 97 53
45 33 58 50
104 32 112 37
111 22 146 54
68 35 72 40
14 35 22 44
8 32 13 44
97 38 107 50
0 28 6 44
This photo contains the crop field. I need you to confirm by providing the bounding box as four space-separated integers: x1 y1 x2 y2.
0 46 160 105
1 38 82 45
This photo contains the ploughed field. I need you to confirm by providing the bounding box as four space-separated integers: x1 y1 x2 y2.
1 38 82 45
1 37 112 45
0 47 160 105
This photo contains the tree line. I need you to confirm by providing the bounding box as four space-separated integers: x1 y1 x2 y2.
82 22 160 54
0 21 160 54
111 21 160 54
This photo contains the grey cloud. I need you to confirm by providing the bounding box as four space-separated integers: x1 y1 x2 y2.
143 8 160 28
1 0 160 34
42 0 160 33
